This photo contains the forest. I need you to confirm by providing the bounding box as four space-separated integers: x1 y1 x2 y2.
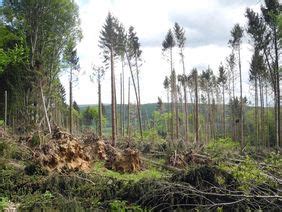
0 0 281 211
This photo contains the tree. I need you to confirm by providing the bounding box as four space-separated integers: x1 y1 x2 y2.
249 49 264 147
82 106 97 126
218 64 227 137
229 24 244 148
225 53 236 140
73 101 80 112
1 0 81 132
64 40 79 134
162 29 177 141
190 68 199 143
261 0 280 148
200 68 214 141
99 13 120 146
90 65 105 138
174 22 189 143
126 26 143 139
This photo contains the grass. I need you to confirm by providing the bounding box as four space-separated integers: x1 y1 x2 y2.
91 161 169 182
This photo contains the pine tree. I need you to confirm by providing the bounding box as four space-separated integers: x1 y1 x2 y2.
229 24 244 148
99 13 120 146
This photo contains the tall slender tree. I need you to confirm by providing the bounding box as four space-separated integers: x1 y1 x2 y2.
261 0 281 148
162 29 176 141
99 13 120 146
90 65 105 138
174 22 189 143
218 64 227 137
64 40 79 134
229 24 244 147
126 26 143 139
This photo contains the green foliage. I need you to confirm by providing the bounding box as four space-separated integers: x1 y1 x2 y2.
82 106 98 126
0 139 28 160
30 133 41 147
220 156 268 191
0 197 8 211
0 140 8 156
206 138 239 158
92 162 167 182
109 200 144 211
264 151 282 175
143 128 164 143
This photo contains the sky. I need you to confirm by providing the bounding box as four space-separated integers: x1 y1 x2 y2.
60 0 263 105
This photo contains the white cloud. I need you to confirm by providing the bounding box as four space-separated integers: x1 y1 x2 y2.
61 0 261 105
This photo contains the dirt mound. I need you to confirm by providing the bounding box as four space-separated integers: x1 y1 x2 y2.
82 135 142 173
34 127 90 172
105 146 142 173
169 150 212 168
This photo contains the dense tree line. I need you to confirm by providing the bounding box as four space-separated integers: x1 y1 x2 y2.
0 0 280 151
0 0 81 133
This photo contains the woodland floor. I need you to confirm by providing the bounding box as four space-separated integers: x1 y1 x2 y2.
0 128 281 211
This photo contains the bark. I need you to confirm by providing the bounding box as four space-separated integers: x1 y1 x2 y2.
222 85 225 137
254 78 259 147
98 80 102 138
195 72 199 143
127 78 131 138
122 61 125 137
259 79 265 147
120 73 123 136
170 48 175 142
125 52 143 139
110 48 117 146
69 70 72 134
40 83 51 134
238 46 244 148
273 26 280 149
135 58 142 134
180 53 189 143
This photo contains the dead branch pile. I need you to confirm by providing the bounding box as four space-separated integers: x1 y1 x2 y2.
34 126 90 172
168 150 212 168
123 166 281 211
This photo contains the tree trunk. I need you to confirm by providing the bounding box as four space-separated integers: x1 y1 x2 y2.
222 85 225 137
274 26 280 149
122 61 125 137
41 83 51 134
110 48 117 146
169 48 175 142
259 79 265 148
238 46 244 148
254 78 259 147
127 77 131 138
136 58 142 136
69 69 73 134
4 90 7 131
195 72 199 143
120 73 123 136
98 80 102 138
181 53 189 143
125 52 143 139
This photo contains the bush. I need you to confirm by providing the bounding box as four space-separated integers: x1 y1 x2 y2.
0 141 8 156
109 200 144 211
206 138 239 158
0 197 8 211
30 132 41 147
220 156 268 191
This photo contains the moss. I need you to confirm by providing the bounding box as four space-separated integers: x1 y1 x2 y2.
91 161 168 182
